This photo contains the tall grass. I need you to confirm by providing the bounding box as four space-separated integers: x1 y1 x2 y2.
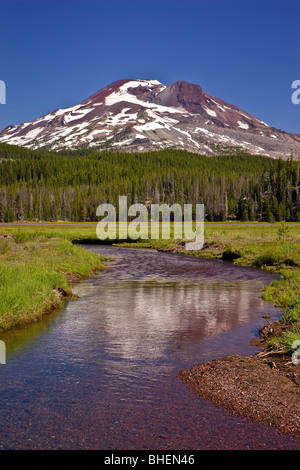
0 262 68 328
0 232 106 329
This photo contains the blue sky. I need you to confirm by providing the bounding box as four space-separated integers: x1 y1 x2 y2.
1 0 300 133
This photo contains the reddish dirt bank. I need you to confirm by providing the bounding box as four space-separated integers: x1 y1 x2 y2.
179 351 300 439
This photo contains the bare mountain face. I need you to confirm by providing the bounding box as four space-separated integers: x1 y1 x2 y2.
1 79 300 158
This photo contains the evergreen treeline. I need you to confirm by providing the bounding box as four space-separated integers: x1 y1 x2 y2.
0 143 299 222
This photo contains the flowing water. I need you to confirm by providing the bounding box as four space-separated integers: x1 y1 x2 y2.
0 245 299 450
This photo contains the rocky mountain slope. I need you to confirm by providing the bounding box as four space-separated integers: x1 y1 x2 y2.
1 79 300 158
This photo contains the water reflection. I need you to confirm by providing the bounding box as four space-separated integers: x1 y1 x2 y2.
0 245 298 450
69 278 274 364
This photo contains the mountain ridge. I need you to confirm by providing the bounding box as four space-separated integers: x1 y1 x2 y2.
1 78 300 159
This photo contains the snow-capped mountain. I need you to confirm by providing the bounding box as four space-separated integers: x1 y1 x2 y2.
1 79 300 158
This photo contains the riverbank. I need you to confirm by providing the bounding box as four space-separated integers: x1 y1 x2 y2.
0 231 106 329
178 353 300 440
178 301 300 438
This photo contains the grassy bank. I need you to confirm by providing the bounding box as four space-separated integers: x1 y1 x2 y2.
0 230 106 329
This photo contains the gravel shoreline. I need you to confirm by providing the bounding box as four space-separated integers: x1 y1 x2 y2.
179 349 300 439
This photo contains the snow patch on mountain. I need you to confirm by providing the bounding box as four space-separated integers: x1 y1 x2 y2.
238 121 249 130
204 107 217 117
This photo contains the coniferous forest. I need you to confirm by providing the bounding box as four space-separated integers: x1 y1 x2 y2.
0 142 299 223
